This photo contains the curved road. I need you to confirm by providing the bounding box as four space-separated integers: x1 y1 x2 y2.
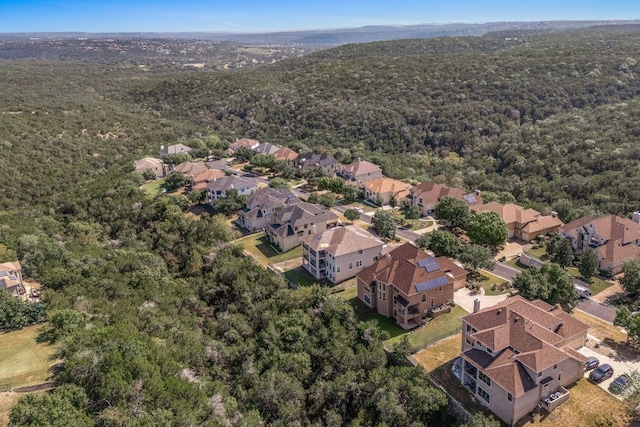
489 262 617 324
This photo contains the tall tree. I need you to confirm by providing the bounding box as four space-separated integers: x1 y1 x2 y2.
620 259 640 295
466 212 508 247
371 210 397 240
435 196 469 229
344 208 361 223
512 263 579 311
420 230 462 258
459 244 495 273
578 248 598 280
551 238 574 268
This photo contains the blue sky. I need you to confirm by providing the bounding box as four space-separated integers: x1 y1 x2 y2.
1 0 639 33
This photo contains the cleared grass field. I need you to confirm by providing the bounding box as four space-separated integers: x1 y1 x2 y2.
0 324 57 390
234 234 302 267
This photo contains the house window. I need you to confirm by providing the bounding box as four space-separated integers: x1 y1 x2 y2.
298 231 304 237
349 262 353 269
355 260 362 267
558 373 562 381
479 372 491 387
304 224 308 229
430 298 434 308
477 387 490 403
393 308 397 317
336 266 341 273
373 256 378 261
507 393 512 402
466 324 472 332
357 249 363 254
538 372 542 377
422 294 427 302
438 286 443 291
553 364 557 370
364 294 371 305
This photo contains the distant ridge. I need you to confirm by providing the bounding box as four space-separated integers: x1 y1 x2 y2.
2 20 640 45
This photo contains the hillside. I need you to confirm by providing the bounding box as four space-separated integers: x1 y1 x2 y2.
131 27 640 218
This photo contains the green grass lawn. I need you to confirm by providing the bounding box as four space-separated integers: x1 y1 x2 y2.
478 270 513 295
284 266 333 287
140 178 165 196
234 234 303 267
565 267 614 295
0 324 57 389
386 305 467 350
338 292 405 340
526 244 548 259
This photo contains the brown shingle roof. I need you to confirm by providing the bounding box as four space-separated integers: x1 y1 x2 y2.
173 161 208 178
463 348 537 397
301 225 384 257
341 160 382 176
356 242 463 297
363 177 411 195
273 147 299 161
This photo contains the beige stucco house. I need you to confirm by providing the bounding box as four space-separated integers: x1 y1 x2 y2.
471 202 563 241
301 225 385 283
337 160 383 183
133 157 166 179
159 143 192 159
559 214 640 274
458 297 588 426
238 188 300 232
363 177 411 206
357 242 467 329
207 176 258 202
0 261 25 297
265 202 339 252
404 181 482 217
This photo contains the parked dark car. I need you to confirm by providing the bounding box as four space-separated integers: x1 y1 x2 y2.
589 364 613 383
585 356 600 371
609 374 631 394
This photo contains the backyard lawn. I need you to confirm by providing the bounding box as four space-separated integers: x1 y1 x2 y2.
140 178 165 196
234 234 303 267
412 333 461 372
337 289 405 340
565 267 614 295
0 324 57 390
284 266 332 287
386 305 467 350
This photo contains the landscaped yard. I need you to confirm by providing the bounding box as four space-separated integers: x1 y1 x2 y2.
0 324 57 390
234 234 303 267
525 244 548 260
412 333 461 372
565 267 614 295
573 310 627 343
140 178 165 196
284 266 332 287
477 270 513 296
386 305 467 350
337 289 405 340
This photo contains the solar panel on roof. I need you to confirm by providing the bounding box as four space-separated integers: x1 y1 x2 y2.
417 257 440 272
415 276 448 292
463 194 477 204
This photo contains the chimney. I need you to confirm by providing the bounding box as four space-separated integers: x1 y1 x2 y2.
473 299 481 313
551 211 558 218
475 189 480 196
633 211 640 224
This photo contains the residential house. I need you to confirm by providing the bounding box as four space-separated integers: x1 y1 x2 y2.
273 146 299 165
133 157 166 179
357 242 467 329
301 225 385 283
238 187 300 232
471 202 563 241
207 176 258 202
0 261 24 297
226 138 260 156
363 177 411 206
458 296 589 426
337 160 383 183
253 142 281 155
265 202 339 252
191 169 227 191
159 143 192 159
559 214 640 274
296 152 339 176
404 181 482 217
173 161 208 179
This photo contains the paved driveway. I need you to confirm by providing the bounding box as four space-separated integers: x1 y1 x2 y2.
578 341 640 397
454 288 508 314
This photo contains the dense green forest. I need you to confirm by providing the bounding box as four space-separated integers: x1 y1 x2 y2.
131 27 640 219
2 26 640 425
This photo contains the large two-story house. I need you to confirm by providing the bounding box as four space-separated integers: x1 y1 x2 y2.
238 187 300 232
159 143 192 159
471 202 563 242
207 176 259 202
301 225 385 283
363 177 411 206
265 202 339 252
337 160 383 183
0 261 25 297
404 181 482 217
133 157 166 179
226 138 260 156
458 296 588 426
559 214 640 274
296 152 339 176
357 242 467 329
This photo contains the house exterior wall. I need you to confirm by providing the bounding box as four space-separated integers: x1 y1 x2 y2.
307 244 382 284
269 219 329 253
520 225 560 242
355 170 383 183
364 189 393 205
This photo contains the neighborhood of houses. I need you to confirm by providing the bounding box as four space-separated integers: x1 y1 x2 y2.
37 137 637 425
